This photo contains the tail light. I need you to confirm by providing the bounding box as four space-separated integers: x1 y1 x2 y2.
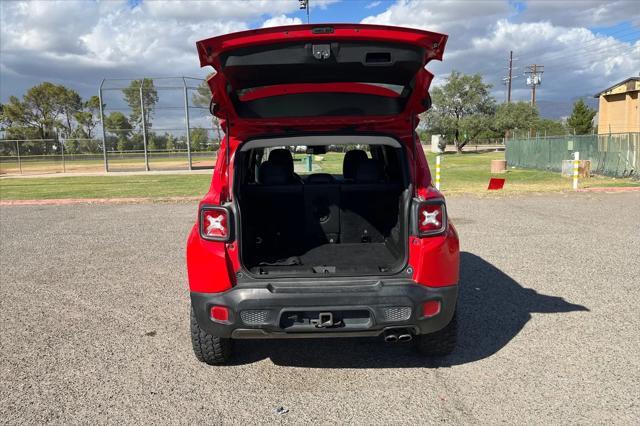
414 199 447 237
199 205 233 242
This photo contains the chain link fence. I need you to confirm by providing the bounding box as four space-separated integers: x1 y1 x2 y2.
506 133 639 179
1 77 220 175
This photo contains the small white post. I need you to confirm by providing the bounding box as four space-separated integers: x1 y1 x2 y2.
435 155 442 190
573 151 580 191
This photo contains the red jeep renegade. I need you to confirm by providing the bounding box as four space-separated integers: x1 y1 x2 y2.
187 24 459 364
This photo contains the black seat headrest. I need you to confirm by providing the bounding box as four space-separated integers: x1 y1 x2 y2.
306 173 335 184
355 160 384 183
258 161 289 185
342 149 368 180
268 149 294 175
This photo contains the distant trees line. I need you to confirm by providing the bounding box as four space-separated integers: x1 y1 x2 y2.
0 79 218 156
420 71 597 152
1 72 597 156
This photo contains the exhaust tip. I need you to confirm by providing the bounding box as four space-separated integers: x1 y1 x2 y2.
398 333 413 342
384 334 398 343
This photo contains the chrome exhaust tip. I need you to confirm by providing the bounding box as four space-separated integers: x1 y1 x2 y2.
398 333 413 342
384 331 398 343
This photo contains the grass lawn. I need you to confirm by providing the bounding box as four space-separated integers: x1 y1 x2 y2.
423 151 640 194
1 151 637 200
0 174 212 200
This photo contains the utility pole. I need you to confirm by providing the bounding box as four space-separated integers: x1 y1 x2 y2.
525 64 544 106
502 51 517 103
299 0 310 23
507 51 513 103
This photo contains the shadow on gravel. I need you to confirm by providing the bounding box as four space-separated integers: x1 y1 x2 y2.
230 252 589 368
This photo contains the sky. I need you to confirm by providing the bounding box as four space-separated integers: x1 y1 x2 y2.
1 0 639 119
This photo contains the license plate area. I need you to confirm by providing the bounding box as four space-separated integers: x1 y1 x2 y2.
279 309 372 332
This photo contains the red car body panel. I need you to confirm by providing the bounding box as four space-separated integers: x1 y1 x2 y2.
238 82 401 102
186 24 458 294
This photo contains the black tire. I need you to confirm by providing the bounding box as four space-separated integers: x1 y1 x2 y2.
190 307 232 365
415 311 457 356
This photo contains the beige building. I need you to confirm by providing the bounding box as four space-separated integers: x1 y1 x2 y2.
595 77 639 134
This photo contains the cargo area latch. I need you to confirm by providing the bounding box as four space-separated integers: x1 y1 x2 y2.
312 312 334 328
312 44 331 60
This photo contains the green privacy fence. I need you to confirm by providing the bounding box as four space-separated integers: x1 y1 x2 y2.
506 133 640 179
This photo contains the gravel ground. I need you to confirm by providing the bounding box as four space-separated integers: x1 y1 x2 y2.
1 192 638 424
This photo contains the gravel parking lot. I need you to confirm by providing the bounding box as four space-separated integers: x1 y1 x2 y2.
1 192 639 424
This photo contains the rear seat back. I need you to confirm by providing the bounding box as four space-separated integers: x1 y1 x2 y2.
243 161 304 254
242 158 403 252
340 160 402 243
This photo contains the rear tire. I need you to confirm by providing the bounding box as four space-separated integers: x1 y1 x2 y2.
415 310 457 356
190 307 232 365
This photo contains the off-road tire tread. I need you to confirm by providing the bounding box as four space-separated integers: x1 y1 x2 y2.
415 311 457 356
190 307 232 365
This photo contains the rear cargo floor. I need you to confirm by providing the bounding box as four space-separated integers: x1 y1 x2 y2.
247 243 399 275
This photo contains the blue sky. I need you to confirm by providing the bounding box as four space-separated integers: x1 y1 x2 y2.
1 0 639 119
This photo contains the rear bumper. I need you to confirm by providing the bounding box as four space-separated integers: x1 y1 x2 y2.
190 278 457 339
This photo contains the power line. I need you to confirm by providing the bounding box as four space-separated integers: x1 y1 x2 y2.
521 28 640 60
537 31 640 63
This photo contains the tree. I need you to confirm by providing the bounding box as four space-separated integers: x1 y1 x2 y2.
189 127 209 151
74 96 101 139
122 79 158 131
534 118 566 137
166 134 176 151
566 99 596 135
423 71 496 152
104 112 132 151
2 83 63 142
493 102 539 137
192 75 222 142
57 87 82 138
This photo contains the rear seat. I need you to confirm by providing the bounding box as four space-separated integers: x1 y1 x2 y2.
243 155 402 253
303 173 340 245
242 161 304 254
340 160 403 243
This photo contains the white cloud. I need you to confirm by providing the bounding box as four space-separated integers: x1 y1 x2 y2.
0 0 306 100
142 0 299 21
361 0 511 36
518 0 640 28
361 0 640 112
365 1 382 9
261 15 303 28
0 0 638 119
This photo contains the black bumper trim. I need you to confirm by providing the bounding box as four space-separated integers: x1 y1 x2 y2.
190 279 457 339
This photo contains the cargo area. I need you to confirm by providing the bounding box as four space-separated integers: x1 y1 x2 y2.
234 136 410 277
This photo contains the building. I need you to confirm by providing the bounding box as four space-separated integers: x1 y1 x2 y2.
594 77 639 134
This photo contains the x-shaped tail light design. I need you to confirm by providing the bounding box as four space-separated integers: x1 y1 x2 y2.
421 209 441 227
206 215 225 235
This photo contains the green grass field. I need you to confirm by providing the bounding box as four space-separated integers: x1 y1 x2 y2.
0 174 212 200
1 151 637 200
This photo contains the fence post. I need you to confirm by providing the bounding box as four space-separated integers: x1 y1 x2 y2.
98 79 109 172
16 140 22 174
182 77 193 171
573 151 580 191
140 83 150 171
435 155 441 190
60 138 66 173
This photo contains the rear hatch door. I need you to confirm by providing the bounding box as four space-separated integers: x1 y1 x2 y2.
196 24 447 130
